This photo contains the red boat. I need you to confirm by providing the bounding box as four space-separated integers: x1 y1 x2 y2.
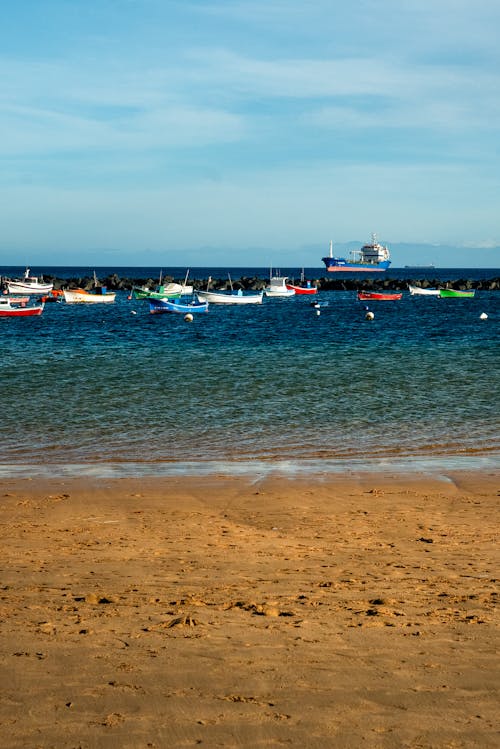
357 291 402 301
0 297 44 317
285 270 318 295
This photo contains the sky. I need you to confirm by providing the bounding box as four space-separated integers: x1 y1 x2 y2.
1 0 499 268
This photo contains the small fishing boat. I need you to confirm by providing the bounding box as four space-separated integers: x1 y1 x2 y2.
439 289 476 298
149 298 208 314
63 272 116 304
286 269 317 295
264 271 295 298
0 297 44 317
64 288 116 304
6 268 53 295
408 285 440 296
197 288 263 305
197 275 263 305
132 270 193 300
40 289 65 303
357 291 402 301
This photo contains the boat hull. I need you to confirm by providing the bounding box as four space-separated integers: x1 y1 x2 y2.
408 285 440 296
7 281 53 295
264 288 295 297
133 283 193 300
63 289 116 304
439 289 475 298
133 287 181 300
197 290 263 305
357 291 402 301
149 299 208 314
264 275 295 297
323 258 391 272
0 302 44 316
286 284 317 295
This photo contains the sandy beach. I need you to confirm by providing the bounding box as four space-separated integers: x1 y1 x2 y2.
0 470 498 748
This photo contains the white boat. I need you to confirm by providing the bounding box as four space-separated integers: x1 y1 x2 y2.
196 274 263 305
197 288 263 305
7 268 53 295
408 285 441 296
63 288 116 304
63 272 116 304
264 271 295 298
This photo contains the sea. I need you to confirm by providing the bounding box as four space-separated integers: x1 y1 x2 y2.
1 265 499 478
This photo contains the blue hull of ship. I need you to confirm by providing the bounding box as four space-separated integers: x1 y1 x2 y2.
322 258 391 272
149 299 208 314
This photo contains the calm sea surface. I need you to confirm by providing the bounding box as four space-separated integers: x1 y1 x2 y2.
1 266 499 477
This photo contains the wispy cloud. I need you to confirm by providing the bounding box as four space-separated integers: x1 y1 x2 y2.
0 0 498 255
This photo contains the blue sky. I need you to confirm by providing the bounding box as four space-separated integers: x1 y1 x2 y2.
1 0 499 267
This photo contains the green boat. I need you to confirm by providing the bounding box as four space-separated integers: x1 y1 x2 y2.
439 289 475 298
132 283 182 300
132 270 194 301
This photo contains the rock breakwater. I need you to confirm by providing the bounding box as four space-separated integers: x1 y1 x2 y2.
46 273 499 293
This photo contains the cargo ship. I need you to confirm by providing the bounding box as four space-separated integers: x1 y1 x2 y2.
322 235 391 272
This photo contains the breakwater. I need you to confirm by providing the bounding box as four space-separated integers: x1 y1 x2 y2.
44 272 500 292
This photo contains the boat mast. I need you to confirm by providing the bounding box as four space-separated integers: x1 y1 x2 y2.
329 240 333 258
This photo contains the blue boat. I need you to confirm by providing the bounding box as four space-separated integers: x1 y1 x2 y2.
322 235 391 272
149 298 208 314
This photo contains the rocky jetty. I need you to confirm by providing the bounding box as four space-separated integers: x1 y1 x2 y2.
46 272 500 293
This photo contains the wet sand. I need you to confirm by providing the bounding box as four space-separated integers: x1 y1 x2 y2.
0 471 498 748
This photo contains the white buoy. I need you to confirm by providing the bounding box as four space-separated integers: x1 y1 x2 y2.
184 313 194 322
131 310 137 315
316 309 321 316
366 311 375 320
480 312 488 320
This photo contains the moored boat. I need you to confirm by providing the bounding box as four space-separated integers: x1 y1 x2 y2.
264 271 295 298
63 272 116 304
64 288 116 304
132 270 193 300
6 268 53 295
439 289 475 298
197 274 263 305
197 288 263 305
286 269 317 295
322 235 391 272
0 297 44 317
357 291 402 301
408 285 441 296
149 298 208 314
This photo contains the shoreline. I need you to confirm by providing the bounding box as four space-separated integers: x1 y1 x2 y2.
1 471 498 747
0 453 498 479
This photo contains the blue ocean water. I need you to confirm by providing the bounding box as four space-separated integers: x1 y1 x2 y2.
0 267 499 477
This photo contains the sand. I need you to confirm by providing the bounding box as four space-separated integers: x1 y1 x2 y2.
0 470 498 748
